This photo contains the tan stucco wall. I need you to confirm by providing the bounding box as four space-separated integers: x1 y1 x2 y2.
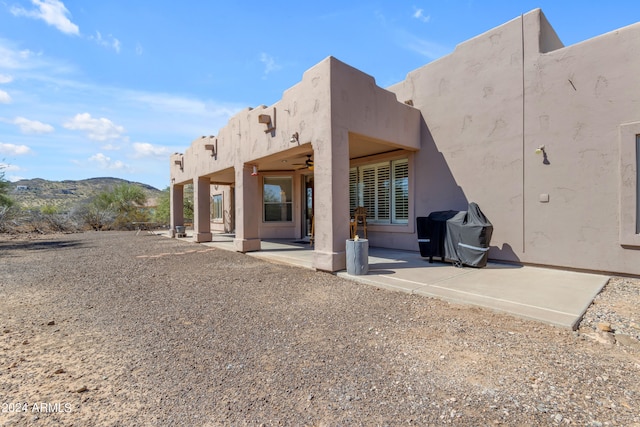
388 12 527 259
171 9 640 275
522 13 640 274
388 9 640 275
171 57 421 271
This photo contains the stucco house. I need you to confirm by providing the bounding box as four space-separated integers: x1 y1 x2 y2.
170 9 640 276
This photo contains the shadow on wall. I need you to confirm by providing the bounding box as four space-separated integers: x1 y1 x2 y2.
417 119 522 264
489 243 521 264
416 118 468 214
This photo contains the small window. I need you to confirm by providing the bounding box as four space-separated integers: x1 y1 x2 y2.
263 176 293 222
618 123 640 247
211 194 223 221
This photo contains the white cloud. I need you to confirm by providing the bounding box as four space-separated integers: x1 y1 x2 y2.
127 91 239 118
393 27 450 60
405 36 449 59
135 42 143 56
0 45 37 69
0 90 11 104
0 162 22 172
0 163 24 182
260 53 282 76
412 8 431 23
87 153 129 170
375 10 447 61
63 113 126 141
0 142 32 155
0 40 81 84
0 163 23 182
13 117 55 134
89 31 121 53
132 142 171 159
10 0 80 36
0 74 13 84
0 40 72 75
100 143 121 151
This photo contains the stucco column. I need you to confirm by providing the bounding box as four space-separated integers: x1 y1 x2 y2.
312 131 350 271
170 182 184 238
233 165 261 252
193 176 212 243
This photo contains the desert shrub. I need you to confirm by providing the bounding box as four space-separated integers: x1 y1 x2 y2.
153 188 170 225
0 178 156 234
0 168 13 208
0 205 20 233
82 183 149 230
23 210 67 233
5 207 86 234
40 204 59 215
153 185 193 226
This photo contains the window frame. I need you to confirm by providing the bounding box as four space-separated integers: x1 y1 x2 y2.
262 176 294 223
618 122 640 246
636 134 640 235
211 194 223 222
349 158 409 225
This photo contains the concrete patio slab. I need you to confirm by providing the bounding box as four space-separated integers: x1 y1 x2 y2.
338 248 609 330
159 232 609 330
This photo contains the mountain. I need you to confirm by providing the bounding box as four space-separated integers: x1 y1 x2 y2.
9 177 164 212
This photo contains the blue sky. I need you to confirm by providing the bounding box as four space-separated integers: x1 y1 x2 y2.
1 1 638 189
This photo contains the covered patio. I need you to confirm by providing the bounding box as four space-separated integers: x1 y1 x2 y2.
170 57 421 273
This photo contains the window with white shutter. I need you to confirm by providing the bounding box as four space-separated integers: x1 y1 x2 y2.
392 159 409 224
349 158 409 224
349 167 359 214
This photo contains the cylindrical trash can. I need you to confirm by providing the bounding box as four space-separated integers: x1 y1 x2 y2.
175 225 186 235
346 239 369 275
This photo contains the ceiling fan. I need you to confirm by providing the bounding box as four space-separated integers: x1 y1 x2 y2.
292 154 314 170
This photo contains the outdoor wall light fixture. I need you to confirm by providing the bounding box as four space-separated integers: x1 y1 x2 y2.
204 136 217 158
258 108 276 133
290 132 299 144
535 145 550 165
251 165 258 176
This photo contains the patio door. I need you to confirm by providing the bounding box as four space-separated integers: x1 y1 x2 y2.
302 174 314 239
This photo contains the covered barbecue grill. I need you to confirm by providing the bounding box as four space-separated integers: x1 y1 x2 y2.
417 202 493 267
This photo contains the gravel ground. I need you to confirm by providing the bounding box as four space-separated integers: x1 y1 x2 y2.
1 231 639 426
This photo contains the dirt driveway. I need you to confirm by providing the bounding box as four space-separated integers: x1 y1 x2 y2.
1 231 639 426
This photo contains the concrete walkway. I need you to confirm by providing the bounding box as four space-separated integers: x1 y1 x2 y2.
162 231 609 330
343 248 608 330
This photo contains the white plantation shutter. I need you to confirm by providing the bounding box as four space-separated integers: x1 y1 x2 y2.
349 167 358 213
360 166 377 219
392 159 409 223
376 164 390 222
351 159 408 224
